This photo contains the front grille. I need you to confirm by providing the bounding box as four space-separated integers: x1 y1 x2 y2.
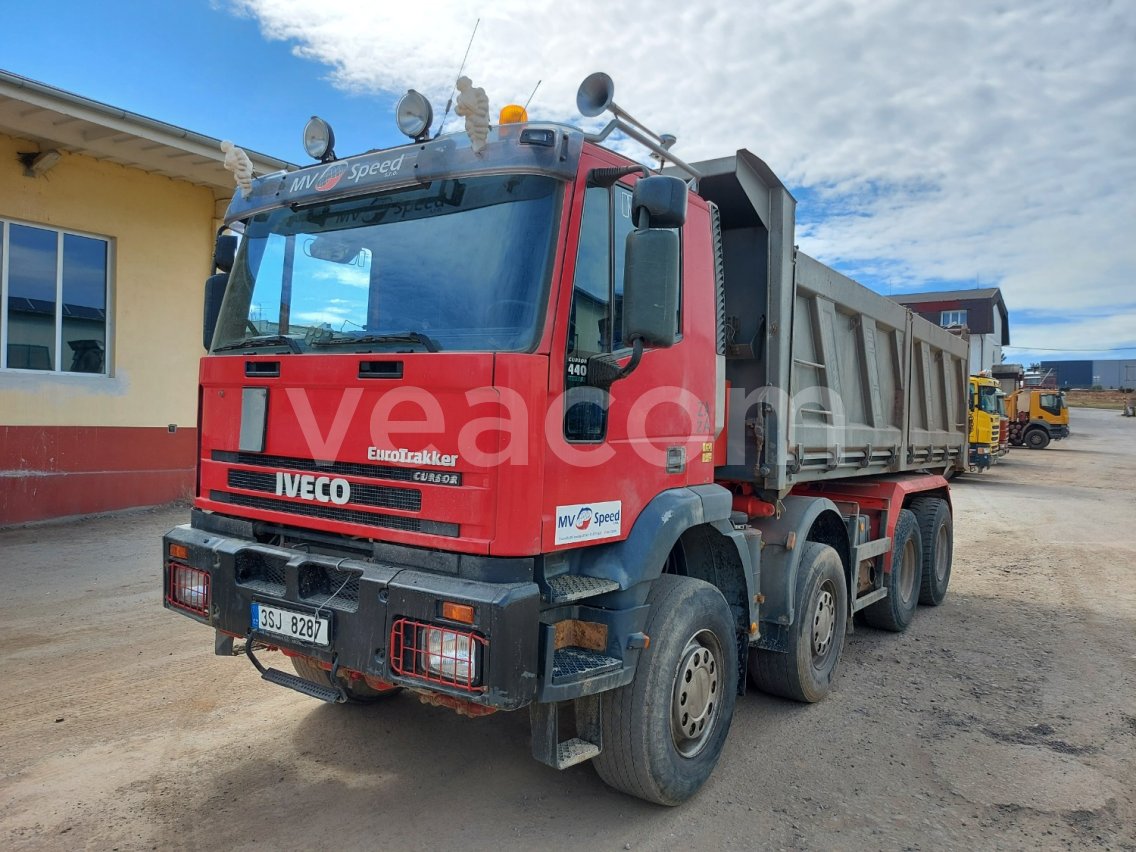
226 469 421 512
213 451 461 487
210 490 458 537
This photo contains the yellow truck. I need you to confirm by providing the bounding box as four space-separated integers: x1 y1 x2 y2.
1007 388 1070 449
968 375 1001 470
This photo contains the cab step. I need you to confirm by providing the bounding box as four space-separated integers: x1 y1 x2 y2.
544 574 620 604
552 647 622 683
245 641 346 703
530 697 602 770
555 738 602 768
261 667 345 703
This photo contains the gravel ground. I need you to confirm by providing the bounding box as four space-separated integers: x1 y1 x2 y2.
1 408 1133 851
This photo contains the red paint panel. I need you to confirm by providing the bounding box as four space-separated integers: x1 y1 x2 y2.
0 426 197 525
0 426 197 473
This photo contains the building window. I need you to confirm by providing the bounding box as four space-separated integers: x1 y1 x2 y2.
940 309 967 328
1 220 110 374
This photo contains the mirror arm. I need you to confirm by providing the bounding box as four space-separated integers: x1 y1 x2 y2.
585 337 644 390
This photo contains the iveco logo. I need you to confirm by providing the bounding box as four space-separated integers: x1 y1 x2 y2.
275 472 351 505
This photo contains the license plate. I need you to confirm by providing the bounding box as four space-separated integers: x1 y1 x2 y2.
251 602 330 647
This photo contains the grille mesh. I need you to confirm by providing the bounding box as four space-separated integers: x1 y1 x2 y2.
210 490 458 537
227 469 421 512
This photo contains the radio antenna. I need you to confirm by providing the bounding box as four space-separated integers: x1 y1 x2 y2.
434 17 480 138
523 79 541 111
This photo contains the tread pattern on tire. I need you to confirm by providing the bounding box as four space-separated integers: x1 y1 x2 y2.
591 574 737 806
909 496 952 606
749 542 847 703
862 509 921 632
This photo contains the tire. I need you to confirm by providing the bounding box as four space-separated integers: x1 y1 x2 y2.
862 509 922 632
749 542 848 703
291 656 399 703
592 575 738 806
909 497 952 606
1024 428 1050 450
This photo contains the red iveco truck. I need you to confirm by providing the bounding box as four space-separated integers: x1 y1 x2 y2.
164 73 968 805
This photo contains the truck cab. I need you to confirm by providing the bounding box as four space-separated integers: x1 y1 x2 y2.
1007 387 1069 449
968 375 1000 469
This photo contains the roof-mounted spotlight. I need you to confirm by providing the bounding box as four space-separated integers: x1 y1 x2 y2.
18 149 61 177
303 116 337 162
396 90 434 142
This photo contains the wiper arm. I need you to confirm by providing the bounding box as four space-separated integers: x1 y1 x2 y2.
310 331 440 352
212 335 304 354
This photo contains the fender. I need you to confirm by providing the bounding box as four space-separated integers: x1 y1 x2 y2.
750 494 846 631
558 485 759 625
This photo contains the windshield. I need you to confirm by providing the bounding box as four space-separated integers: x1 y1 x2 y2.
976 385 1001 414
212 174 561 353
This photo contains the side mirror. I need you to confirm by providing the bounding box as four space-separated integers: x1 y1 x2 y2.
629 174 687 228
622 174 684 348
622 229 679 347
214 234 238 273
203 273 228 350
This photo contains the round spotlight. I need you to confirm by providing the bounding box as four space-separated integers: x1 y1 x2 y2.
396 90 434 140
303 116 336 162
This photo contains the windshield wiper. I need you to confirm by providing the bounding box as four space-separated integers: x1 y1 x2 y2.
212 335 304 354
310 332 440 352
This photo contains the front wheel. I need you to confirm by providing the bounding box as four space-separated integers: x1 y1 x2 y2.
592 575 738 806
1025 428 1050 449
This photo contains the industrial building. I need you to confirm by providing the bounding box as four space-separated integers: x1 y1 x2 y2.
1038 359 1136 390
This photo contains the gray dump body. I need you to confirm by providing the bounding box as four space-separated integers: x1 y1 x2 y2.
691 150 968 499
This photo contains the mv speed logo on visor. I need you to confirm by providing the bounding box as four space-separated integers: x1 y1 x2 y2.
275 472 351 505
554 501 622 545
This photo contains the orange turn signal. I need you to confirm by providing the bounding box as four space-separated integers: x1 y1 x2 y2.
441 602 475 624
169 544 189 560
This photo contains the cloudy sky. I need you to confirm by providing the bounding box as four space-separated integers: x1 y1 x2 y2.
3 0 1133 363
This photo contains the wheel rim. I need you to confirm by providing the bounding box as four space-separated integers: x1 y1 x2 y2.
811 582 837 665
898 538 917 604
670 630 722 758
934 523 950 584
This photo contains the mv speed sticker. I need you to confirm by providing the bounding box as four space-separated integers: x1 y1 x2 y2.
555 501 622 545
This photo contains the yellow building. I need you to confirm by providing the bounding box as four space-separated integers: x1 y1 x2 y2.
0 70 290 525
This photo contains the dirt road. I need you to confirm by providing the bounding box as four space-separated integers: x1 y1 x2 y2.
2 408 1133 851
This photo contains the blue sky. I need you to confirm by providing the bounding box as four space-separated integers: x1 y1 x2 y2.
2 0 1133 365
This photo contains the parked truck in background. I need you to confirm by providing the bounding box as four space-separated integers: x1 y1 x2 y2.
162 73 968 805
968 375 1000 469
1008 387 1070 449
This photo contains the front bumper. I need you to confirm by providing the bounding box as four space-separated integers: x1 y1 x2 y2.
163 522 540 710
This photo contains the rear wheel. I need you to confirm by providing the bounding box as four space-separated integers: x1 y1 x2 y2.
592 575 738 806
909 497 952 606
863 509 922 632
1025 428 1050 449
291 656 399 703
749 542 848 703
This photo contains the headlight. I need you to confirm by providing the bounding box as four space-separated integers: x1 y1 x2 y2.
396 90 433 141
303 116 336 162
422 626 479 683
